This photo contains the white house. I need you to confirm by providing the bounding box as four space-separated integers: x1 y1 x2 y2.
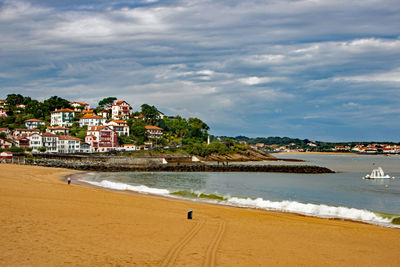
50 108 75 127
0 109 7 118
24 119 45 129
85 126 118 152
28 133 43 153
70 101 90 112
106 120 130 136
121 144 139 151
145 125 163 139
46 126 70 135
0 137 12 149
42 132 59 153
13 128 40 139
111 101 132 120
79 114 106 127
97 110 109 119
58 135 81 153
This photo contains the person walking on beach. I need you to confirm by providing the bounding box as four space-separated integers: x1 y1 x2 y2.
67 177 71 185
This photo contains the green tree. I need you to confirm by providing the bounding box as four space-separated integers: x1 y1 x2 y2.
6 94 24 107
141 104 160 125
117 135 135 146
98 97 117 109
43 96 72 112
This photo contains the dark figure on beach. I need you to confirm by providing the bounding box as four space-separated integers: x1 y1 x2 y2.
67 177 71 185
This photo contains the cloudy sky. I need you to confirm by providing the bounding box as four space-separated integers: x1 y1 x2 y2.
1 0 400 141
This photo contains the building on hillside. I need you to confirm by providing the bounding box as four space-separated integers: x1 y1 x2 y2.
29 133 43 153
106 120 129 136
79 114 106 127
80 142 91 153
25 119 45 129
145 125 163 139
16 104 26 109
58 135 81 153
0 151 13 162
70 102 90 112
16 136 30 148
307 142 317 147
334 145 350 151
80 109 95 116
85 126 118 152
50 108 75 127
0 109 7 118
254 143 265 149
133 113 144 120
42 132 59 153
97 110 109 119
13 128 40 139
121 144 139 151
0 137 12 149
0 128 11 136
46 126 70 135
0 100 5 108
111 101 132 120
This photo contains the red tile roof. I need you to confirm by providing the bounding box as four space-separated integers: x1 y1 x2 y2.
24 119 43 122
42 132 58 137
47 126 69 130
145 125 163 130
81 114 103 119
111 120 127 124
51 108 74 113
71 102 89 106
58 135 80 141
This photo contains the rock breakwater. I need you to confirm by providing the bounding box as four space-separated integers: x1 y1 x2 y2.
26 157 334 173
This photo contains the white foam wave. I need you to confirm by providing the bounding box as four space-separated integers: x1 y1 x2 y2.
80 179 170 195
225 197 393 226
79 179 396 227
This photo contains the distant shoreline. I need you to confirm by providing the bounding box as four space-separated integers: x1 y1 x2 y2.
277 151 358 155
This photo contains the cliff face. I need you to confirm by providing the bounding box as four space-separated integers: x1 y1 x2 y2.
198 148 276 162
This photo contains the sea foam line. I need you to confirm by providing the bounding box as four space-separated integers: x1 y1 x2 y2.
79 179 396 227
80 179 170 195
224 197 394 226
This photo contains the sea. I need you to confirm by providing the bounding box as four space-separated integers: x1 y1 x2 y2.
77 153 400 227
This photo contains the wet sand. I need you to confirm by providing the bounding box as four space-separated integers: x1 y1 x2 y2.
1 164 399 266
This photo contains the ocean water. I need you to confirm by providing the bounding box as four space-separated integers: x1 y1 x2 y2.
79 153 400 227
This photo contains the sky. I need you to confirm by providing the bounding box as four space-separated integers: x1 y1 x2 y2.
1 0 400 142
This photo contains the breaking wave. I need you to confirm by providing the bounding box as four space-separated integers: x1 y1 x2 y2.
81 179 170 195
79 179 398 227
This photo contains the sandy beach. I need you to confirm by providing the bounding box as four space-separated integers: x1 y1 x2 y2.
1 164 399 266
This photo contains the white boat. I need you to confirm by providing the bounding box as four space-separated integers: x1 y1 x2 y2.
364 167 395 179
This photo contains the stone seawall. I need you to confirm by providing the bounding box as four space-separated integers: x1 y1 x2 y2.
26 157 334 174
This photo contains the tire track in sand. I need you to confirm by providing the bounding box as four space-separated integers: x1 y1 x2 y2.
203 221 226 267
161 220 205 267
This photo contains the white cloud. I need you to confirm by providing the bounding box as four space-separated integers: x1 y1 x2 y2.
238 76 284 85
335 68 400 83
0 0 49 21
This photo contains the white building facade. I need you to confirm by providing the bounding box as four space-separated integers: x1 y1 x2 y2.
79 114 106 127
50 108 75 127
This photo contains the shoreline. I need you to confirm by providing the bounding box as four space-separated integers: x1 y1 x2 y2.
2 164 400 266
277 151 359 155
71 171 397 228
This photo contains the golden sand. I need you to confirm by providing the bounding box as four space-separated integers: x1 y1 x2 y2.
1 164 399 266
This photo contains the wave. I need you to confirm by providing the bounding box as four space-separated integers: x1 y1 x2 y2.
79 179 398 227
81 179 170 195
